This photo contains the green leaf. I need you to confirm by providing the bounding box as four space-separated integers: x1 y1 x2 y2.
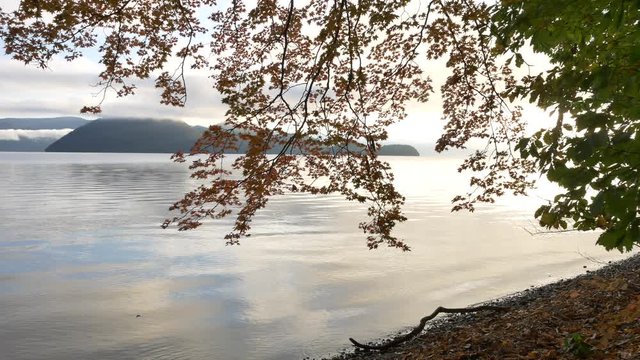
604 189 635 218
590 193 605 215
575 113 609 131
515 53 524 67
540 212 556 227
597 228 626 252
514 137 528 151
534 205 547 218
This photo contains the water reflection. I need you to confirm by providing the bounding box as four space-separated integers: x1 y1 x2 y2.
0 152 629 359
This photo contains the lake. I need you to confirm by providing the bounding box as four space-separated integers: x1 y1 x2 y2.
0 152 628 359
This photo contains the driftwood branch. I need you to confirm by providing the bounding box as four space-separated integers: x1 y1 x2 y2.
349 305 509 351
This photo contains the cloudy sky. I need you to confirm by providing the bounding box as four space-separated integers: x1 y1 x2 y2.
0 50 451 145
0 0 553 148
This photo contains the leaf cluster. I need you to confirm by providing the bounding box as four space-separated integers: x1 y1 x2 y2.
495 0 640 251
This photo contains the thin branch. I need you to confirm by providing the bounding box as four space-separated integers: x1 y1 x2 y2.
349 305 509 351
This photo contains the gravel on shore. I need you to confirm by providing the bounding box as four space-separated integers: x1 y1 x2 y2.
325 254 640 359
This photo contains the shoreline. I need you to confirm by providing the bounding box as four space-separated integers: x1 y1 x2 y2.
326 253 640 359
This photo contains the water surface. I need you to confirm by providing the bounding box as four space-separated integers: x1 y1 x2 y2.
0 152 627 359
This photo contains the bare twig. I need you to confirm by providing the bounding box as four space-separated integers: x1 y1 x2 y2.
349 305 509 351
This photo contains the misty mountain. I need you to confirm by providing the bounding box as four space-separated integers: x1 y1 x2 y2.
46 118 420 155
46 118 202 153
0 137 60 152
0 117 89 130
0 115 420 155
0 117 90 152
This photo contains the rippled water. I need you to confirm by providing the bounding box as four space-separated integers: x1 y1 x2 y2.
0 152 628 359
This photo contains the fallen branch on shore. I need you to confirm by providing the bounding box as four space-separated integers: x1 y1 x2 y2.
349 305 509 351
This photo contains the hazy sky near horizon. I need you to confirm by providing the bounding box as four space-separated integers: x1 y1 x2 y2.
0 0 553 146
0 50 456 145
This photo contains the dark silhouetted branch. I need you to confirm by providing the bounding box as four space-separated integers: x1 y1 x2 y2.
349 305 509 351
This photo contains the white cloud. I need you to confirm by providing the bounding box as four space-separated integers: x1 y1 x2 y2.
0 0 18 11
0 129 73 141
0 55 227 127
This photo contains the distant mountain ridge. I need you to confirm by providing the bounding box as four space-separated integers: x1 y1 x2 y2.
0 117 89 130
0 117 91 152
46 118 420 155
0 137 60 152
46 118 202 153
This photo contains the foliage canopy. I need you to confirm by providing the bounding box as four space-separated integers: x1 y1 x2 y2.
1 0 638 251
495 0 640 251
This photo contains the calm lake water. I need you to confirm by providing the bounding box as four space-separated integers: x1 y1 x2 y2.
0 152 628 359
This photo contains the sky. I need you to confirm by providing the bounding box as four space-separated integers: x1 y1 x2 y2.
0 46 449 145
0 0 554 150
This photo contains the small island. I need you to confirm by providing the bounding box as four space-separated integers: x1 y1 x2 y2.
378 144 420 156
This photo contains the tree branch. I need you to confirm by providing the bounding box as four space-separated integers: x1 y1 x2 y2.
349 305 508 351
